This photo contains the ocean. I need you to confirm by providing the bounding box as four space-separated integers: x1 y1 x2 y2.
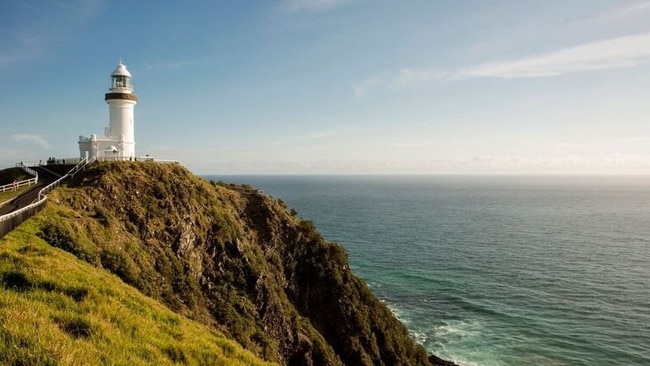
205 175 650 366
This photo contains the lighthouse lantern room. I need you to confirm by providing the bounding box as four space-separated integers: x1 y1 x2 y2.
79 61 139 160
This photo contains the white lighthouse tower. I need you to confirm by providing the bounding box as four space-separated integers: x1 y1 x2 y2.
79 61 138 160
106 62 138 158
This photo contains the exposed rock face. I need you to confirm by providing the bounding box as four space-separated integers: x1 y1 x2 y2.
37 162 452 366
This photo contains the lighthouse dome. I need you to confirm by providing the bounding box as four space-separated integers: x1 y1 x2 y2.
111 62 132 77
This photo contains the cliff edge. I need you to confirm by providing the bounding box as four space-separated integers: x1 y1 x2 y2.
29 162 452 365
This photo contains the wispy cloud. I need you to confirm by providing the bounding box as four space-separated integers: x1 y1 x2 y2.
557 143 587 148
12 134 51 149
353 72 390 97
0 0 101 69
608 137 646 143
379 154 650 173
143 59 209 71
392 141 431 149
191 153 650 174
588 1 650 24
458 33 650 79
392 68 452 88
354 32 650 94
557 136 647 149
272 131 337 145
352 67 454 95
282 0 356 13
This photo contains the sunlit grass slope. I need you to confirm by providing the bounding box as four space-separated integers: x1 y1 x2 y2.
0 220 276 366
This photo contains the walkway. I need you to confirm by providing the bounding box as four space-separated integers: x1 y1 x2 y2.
0 166 73 216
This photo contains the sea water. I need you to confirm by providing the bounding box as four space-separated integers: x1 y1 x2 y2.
206 175 650 366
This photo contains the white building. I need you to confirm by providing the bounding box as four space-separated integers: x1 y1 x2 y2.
79 62 138 160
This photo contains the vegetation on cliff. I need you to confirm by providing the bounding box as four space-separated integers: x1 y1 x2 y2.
0 220 275 365
2 162 451 365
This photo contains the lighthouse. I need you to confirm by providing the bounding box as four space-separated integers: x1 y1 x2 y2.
106 62 138 159
78 62 139 160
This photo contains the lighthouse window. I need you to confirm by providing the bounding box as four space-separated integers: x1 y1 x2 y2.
113 75 129 88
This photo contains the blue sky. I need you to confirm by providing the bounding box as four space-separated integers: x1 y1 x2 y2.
2 0 650 174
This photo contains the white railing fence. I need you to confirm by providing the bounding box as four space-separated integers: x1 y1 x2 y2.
0 157 93 238
1 162 39 193
1 156 178 238
17 163 39 179
0 178 38 193
37 157 91 201
92 156 180 164
19 156 179 166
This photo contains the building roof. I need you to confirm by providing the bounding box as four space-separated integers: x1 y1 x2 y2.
111 62 132 78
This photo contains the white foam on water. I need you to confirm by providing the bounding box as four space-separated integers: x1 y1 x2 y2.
428 319 492 365
433 319 481 340
448 358 482 366
410 330 428 345
387 305 408 324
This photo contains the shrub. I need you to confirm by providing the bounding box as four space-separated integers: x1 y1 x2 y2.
37 219 100 265
54 315 95 339
164 345 188 363
1 271 33 291
100 249 140 287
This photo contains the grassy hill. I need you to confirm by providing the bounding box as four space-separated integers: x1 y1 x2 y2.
0 219 276 365
1 162 453 365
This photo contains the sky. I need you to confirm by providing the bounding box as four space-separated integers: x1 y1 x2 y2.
1 0 650 174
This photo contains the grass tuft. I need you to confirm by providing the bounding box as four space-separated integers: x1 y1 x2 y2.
164 345 188 363
63 287 89 302
1 271 33 291
54 315 94 339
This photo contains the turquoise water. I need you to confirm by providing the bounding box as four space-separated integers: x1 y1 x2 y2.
208 175 650 366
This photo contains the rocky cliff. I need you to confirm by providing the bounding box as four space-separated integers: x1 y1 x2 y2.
36 162 453 365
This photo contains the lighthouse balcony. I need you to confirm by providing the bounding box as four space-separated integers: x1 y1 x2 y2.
105 92 138 101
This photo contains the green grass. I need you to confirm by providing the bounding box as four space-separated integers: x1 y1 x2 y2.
0 220 277 366
0 185 33 204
